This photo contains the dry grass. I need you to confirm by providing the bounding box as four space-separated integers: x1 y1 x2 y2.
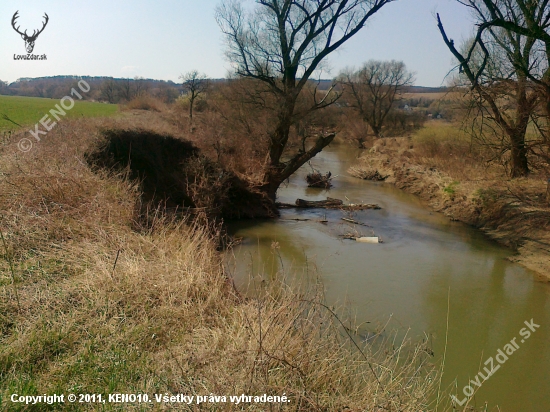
123 95 167 112
410 122 489 181
403 93 448 100
0 114 438 410
403 91 465 102
349 121 550 279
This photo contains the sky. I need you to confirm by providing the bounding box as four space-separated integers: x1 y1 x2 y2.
0 0 473 87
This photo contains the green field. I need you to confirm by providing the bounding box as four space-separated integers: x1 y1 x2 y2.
0 95 118 131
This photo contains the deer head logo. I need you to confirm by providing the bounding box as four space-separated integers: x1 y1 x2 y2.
11 11 49 54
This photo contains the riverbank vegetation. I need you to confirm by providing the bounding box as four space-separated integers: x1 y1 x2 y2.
349 120 550 280
0 116 439 410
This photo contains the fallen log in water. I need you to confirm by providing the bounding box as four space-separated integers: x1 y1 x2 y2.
296 197 342 207
276 197 381 210
281 217 329 223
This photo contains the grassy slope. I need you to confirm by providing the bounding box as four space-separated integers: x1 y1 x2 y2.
0 114 437 411
0 95 118 131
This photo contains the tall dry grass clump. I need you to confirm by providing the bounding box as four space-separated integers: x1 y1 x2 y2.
1 116 438 410
410 122 482 181
123 95 167 112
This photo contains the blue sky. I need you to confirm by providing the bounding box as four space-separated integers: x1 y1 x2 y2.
0 0 472 86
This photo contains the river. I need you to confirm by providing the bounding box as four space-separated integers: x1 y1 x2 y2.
226 143 550 411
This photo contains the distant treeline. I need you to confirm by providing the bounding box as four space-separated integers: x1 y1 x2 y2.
0 76 450 104
0 76 184 103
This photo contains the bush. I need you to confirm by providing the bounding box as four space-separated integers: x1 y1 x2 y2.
384 110 426 136
412 123 471 159
124 95 165 112
174 95 208 114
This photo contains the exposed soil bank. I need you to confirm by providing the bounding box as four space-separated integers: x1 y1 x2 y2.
349 137 550 281
86 128 278 220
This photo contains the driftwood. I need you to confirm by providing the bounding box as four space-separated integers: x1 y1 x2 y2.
296 197 342 207
306 171 333 188
276 197 381 210
341 217 372 227
282 217 329 223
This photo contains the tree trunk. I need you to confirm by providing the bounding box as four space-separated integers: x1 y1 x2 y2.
258 76 338 201
510 131 529 177
261 174 283 202
261 95 296 201
509 75 530 178
260 131 337 201
364 118 381 138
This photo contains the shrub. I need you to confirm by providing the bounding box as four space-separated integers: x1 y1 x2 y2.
384 110 427 136
412 123 471 159
124 95 165 112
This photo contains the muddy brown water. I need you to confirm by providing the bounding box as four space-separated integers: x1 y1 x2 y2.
226 144 550 411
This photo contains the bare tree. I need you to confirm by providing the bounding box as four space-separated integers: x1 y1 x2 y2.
216 0 395 200
133 76 149 97
155 81 180 103
100 79 118 103
118 78 133 102
340 60 414 138
463 0 550 50
180 70 210 121
437 1 542 177
447 0 550 169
